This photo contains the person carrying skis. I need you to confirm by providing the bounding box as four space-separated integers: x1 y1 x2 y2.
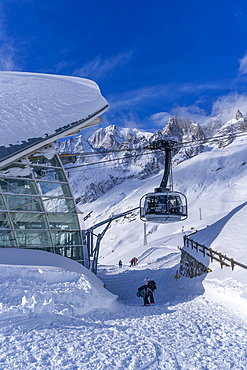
147 278 156 304
136 278 154 306
136 284 150 305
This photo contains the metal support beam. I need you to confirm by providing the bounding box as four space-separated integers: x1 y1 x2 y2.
86 207 139 275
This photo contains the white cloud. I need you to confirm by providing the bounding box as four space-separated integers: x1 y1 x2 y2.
0 11 17 71
149 112 172 128
150 105 208 127
0 42 16 70
239 53 247 75
212 92 247 121
108 84 171 110
74 51 133 80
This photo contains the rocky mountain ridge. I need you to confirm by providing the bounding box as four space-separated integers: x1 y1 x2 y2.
57 111 247 204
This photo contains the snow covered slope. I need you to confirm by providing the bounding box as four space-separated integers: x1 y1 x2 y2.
0 112 247 368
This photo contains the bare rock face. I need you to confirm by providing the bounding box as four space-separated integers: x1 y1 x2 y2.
57 111 245 203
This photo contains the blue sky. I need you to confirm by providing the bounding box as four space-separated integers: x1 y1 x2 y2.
2 0 247 133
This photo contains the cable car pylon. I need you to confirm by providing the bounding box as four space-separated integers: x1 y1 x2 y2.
140 139 188 223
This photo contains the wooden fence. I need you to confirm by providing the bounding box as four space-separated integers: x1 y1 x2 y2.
184 235 247 271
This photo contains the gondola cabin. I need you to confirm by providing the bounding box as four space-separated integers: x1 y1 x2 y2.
140 188 188 223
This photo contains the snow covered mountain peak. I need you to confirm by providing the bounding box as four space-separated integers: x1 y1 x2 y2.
58 110 247 204
161 115 205 143
88 125 122 149
235 109 244 120
88 125 152 150
209 110 247 148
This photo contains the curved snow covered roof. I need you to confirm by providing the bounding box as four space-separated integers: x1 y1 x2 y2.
0 72 109 167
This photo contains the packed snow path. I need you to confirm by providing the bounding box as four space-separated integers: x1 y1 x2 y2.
0 252 247 369
1 295 246 369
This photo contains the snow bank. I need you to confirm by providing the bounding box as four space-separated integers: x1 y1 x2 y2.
0 248 117 318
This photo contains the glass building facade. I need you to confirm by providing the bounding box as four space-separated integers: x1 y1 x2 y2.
0 147 84 264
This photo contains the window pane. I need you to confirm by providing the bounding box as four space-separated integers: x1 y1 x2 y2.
4 194 44 212
0 195 6 210
0 230 17 247
37 181 72 197
55 245 83 261
47 213 80 229
0 164 32 178
16 230 52 247
28 154 61 167
0 179 38 195
42 198 76 213
32 167 67 182
0 212 11 228
51 230 81 246
10 212 48 229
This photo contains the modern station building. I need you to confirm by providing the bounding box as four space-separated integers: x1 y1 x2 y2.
0 72 108 268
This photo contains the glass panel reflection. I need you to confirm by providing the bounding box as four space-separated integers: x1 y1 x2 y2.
0 212 11 228
0 230 17 247
0 179 38 195
4 195 44 212
32 167 67 182
0 164 32 179
55 245 83 261
16 230 52 247
37 181 72 197
51 230 81 246
42 197 76 213
47 213 79 229
28 154 61 167
0 195 6 210
10 212 48 229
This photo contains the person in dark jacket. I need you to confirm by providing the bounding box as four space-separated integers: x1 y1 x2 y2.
147 278 156 304
136 284 150 305
119 260 122 268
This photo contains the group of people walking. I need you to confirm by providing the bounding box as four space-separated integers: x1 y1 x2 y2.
129 257 138 267
118 257 138 268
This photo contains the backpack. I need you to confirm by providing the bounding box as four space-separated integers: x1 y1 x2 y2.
148 280 156 291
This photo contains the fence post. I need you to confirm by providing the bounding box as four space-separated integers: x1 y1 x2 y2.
202 245 205 257
230 258 234 271
195 242 198 252
209 248 213 263
219 253 223 269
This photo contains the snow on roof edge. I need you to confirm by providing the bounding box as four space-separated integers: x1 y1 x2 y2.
0 104 109 169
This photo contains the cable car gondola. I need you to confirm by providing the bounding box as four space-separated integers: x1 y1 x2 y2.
140 140 188 223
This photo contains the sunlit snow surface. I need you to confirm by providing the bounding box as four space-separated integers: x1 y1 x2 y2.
0 72 108 147
1 136 247 368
